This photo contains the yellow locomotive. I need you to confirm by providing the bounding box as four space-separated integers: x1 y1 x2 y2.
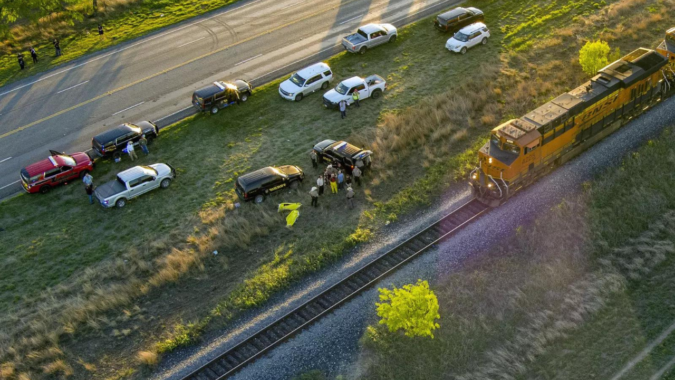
470 38 675 207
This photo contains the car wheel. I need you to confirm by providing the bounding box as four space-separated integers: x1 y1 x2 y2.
79 170 90 178
372 89 382 99
295 93 304 102
39 185 52 194
240 93 249 102
359 47 367 55
482 37 488 45
115 198 127 208
460 47 467 55
160 178 172 189
321 81 329 90
389 35 397 43
254 194 265 204
211 106 219 114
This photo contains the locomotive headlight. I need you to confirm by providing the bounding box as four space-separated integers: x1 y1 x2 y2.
488 157 493 164
487 183 493 188
472 174 478 180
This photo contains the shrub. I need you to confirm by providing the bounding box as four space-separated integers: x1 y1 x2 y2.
137 350 158 366
376 280 440 338
579 40 611 76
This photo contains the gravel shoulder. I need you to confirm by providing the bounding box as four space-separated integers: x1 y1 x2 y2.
154 96 675 380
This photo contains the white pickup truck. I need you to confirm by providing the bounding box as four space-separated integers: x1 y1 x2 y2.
342 23 397 54
95 164 175 208
322 75 386 108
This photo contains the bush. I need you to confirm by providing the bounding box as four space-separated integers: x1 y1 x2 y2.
579 40 611 77
376 279 440 338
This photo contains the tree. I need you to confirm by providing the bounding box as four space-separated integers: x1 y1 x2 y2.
579 40 611 77
376 279 440 338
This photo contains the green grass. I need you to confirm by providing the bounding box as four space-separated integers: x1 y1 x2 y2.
1 0 665 377
0 0 240 87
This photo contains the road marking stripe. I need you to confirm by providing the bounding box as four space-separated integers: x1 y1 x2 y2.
339 15 363 25
56 80 90 94
0 180 19 190
0 0 367 141
611 320 675 380
112 102 145 116
155 106 195 122
178 37 207 48
0 0 266 99
235 54 263 66
0 157 11 163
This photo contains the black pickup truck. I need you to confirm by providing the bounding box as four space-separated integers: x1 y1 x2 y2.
312 139 372 171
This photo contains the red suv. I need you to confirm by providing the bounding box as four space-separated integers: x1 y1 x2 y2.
20 151 94 194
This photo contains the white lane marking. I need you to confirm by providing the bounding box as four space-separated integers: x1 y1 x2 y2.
0 157 11 163
650 355 675 380
611 320 675 380
0 180 19 190
56 80 90 94
112 101 145 116
178 37 207 48
235 54 263 66
0 0 265 98
338 15 363 25
155 106 194 122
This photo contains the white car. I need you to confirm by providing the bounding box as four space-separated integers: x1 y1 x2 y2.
279 62 333 101
95 164 175 208
322 75 386 108
445 22 490 54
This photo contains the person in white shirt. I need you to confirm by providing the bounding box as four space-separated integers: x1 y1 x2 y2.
126 141 137 161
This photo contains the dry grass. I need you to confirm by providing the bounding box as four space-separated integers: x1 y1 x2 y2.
136 351 159 366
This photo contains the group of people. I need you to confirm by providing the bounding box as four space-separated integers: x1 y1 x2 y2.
125 135 150 161
16 25 105 70
308 153 366 209
337 89 361 119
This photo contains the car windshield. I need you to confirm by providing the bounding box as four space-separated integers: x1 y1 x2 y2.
59 155 76 166
194 95 203 105
290 73 306 87
454 32 469 42
489 134 520 165
336 82 350 95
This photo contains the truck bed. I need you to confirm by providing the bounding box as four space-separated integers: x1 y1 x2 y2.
95 179 126 199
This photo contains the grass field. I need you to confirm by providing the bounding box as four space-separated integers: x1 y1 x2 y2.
0 0 239 87
1 0 670 378
356 124 675 380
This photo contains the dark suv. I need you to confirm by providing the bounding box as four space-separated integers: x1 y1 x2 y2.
235 165 304 203
312 140 372 171
434 7 484 33
192 80 253 114
92 121 159 158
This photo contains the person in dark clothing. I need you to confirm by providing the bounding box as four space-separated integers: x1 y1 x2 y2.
139 134 149 155
85 184 94 204
30 47 38 63
53 39 61 56
98 24 105 40
310 150 318 169
338 99 347 119
345 174 352 188
17 54 25 70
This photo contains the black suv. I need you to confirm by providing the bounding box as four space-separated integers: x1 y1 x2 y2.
92 121 159 158
312 140 372 172
192 80 253 114
434 7 484 33
235 165 304 203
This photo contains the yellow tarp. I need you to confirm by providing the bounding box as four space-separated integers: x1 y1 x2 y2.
278 202 302 212
286 210 300 227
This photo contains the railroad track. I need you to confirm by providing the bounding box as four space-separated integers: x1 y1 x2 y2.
182 198 489 380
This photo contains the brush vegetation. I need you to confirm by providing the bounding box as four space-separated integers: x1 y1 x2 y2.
0 0 671 377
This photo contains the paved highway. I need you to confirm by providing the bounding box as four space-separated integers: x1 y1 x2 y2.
0 0 457 200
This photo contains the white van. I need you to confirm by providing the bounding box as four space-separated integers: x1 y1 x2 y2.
279 62 333 101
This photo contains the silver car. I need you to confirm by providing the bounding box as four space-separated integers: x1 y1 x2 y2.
342 23 398 54
95 164 175 208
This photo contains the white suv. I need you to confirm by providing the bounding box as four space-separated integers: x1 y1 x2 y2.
279 62 333 101
445 22 490 54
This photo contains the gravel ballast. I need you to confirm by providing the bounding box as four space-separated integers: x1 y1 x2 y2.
154 96 675 380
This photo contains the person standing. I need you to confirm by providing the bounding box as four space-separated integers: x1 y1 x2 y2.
337 170 345 190
329 173 338 194
317 175 324 196
139 134 149 155
309 187 319 207
126 141 137 161
345 174 352 188
98 24 105 40
346 186 355 209
352 89 360 107
17 54 25 70
53 39 61 57
338 99 347 119
85 184 94 204
82 172 93 188
310 150 318 169
352 166 362 187
30 47 38 64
